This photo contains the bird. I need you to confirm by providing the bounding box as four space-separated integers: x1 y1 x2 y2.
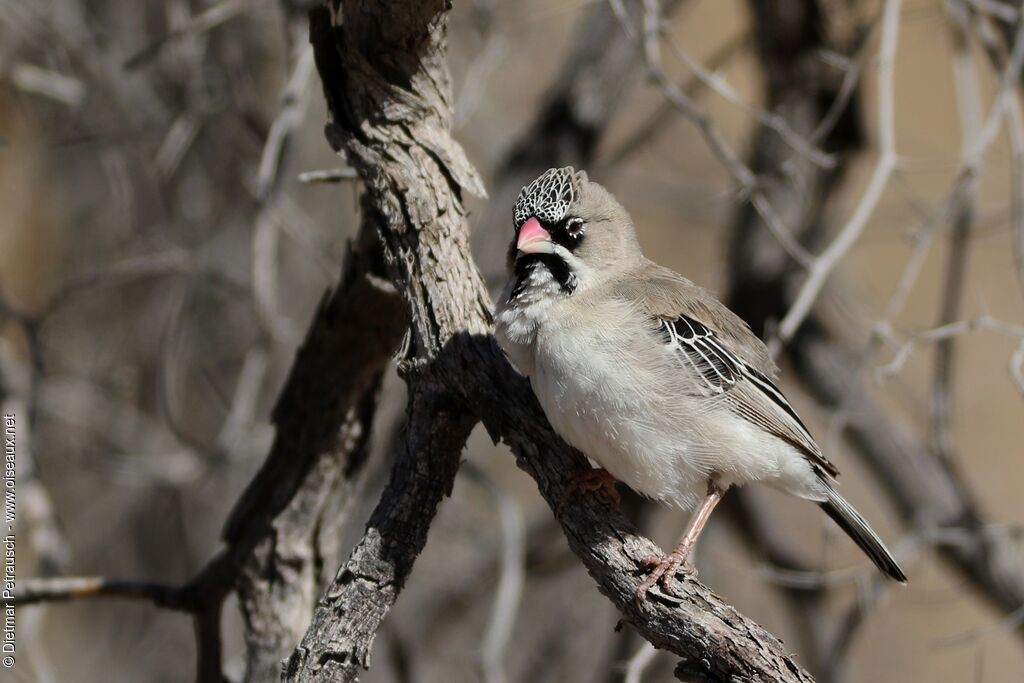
493 166 907 601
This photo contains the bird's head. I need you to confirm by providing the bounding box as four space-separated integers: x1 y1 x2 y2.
508 167 642 293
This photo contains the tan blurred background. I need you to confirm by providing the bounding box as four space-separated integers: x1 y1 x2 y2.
2 0 1023 681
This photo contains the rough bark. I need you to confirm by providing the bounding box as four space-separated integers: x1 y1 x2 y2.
238 381 383 682
288 3 813 682
231 199 406 681
284 386 477 681
223 227 404 548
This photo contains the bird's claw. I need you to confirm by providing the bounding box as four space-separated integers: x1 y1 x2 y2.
634 552 697 605
644 583 684 605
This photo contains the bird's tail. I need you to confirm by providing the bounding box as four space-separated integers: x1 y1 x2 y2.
819 487 907 583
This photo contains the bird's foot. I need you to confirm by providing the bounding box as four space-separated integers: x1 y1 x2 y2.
635 552 696 605
556 467 621 515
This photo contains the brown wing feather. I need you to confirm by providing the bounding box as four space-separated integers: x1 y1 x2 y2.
614 261 840 478
615 260 778 377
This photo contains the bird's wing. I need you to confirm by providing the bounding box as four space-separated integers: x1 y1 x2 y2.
614 262 839 478
615 261 778 376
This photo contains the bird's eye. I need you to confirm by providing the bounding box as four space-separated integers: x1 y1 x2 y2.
566 217 585 239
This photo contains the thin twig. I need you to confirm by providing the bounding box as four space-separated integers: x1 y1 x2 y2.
876 315 1024 379
934 602 1024 647
773 0 903 348
9 62 86 107
124 0 265 69
964 0 1020 23
256 41 316 200
662 30 836 169
1012 338 1024 395
297 168 359 183
929 3 983 468
607 0 815 268
464 463 526 683
8 576 182 607
969 8 1024 296
623 641 658 683
602 30 749 165
820 574 894 682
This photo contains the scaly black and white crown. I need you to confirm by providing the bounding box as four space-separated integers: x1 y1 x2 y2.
513 167 582 228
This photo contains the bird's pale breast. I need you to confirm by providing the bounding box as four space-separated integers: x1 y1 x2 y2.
527 300 716 508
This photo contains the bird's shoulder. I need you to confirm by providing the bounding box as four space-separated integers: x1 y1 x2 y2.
606 260 778 377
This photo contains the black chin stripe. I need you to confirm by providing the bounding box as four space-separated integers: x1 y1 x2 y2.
509 254 577 301
542 254 577 293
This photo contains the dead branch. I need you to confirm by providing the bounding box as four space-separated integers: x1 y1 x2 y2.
8 212 405 682
237 384 383 683
929 2 983 472
286 3 814 682
10 576 183 606
284 384 478 681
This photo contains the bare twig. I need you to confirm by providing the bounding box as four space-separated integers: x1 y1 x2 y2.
256 31 316 201
965 0 1020 24
602 29 749 166
876 316 1024 380
10 576 182 607
8 62 85 107
934 602 1024 647
6 571 226 683
623 641 658 683
298 168 359 183
725 490 832 669
819 575 894 682
773 0 902 348
464 463 526 683
1012 338 1024 395
124 0 266 69
661 31 836 169
969 8 1024 297
928 4 984 470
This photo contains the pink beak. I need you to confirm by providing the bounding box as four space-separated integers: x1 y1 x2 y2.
516 217 553 254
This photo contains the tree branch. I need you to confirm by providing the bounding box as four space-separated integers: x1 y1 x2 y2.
9 180 406 683
291 2 813 681
284 385 477 680
238 380 385 682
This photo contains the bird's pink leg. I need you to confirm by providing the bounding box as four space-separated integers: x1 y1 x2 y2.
636 481 726 603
